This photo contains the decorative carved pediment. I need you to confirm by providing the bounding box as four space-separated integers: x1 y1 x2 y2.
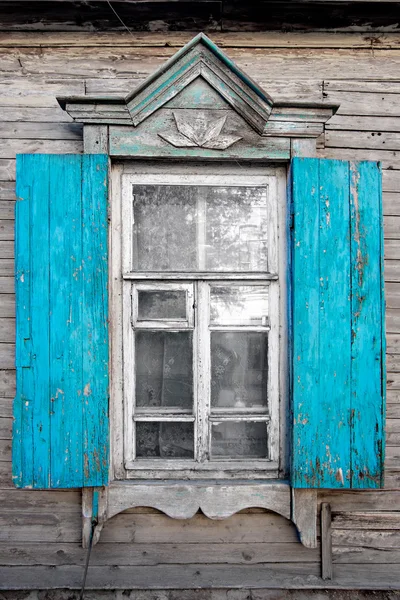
58 32 339 144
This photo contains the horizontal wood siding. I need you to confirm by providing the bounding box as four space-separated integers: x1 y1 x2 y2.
0 31 400 590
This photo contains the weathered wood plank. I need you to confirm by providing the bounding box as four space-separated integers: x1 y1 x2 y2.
332 512 400 530
326 80 400 94
385 283 400 308
318 489 400 512
0 541 319 566
321 503 332 580
385 446 400 468
4 46 400 81
0 511 81 543
387 403 400 418
2 32 400 50
0 294 14 317
0 181 15 200
0 159 15 181
0 489 81 513
0 106 73 123
0 259 14 276
0 563 323 590
0 220 13 241
0 459 13 488
384 470 400 488
387 372 400 390
0 437 10 461
0 397 12 418
323 92 400 117
383 192 400 215
384 215 400 239
0 202 14 220
0 344 14 369
0 139 82 159
0 277 13 294
333 528 400 549
0 318 14 342
320 147 400 170
386 310 400 332
0 416 11 439
4 562 400 589
0 370 15 398
385 261 400 283
326 115 400 133
101 513 300 544
333 545 400 564
387 354 400 371
0 122 82 140
326 131 400 151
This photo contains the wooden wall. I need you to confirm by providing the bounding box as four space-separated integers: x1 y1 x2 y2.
1 31 400 592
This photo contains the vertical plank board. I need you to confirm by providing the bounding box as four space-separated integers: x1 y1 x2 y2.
292 158 385 489
29 155 51 489
13 158 32 488
318 160 351 488
49 156 83 488
350 161 385 488
13 154 109 488
291 157 322 487
81 155 109 487
321 502 332 580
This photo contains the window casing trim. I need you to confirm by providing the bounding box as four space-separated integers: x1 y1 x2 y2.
112 163 288 480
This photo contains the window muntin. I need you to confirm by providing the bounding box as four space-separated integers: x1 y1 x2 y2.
122 172 281 476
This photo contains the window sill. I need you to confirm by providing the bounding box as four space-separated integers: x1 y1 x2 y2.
82 480 318 551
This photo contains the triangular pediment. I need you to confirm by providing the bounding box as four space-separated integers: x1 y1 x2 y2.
125 33 273 135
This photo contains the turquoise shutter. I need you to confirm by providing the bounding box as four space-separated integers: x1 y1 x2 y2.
13 154 109 488
291 158 385 489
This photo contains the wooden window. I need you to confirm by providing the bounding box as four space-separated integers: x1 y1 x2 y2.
119 167 286 479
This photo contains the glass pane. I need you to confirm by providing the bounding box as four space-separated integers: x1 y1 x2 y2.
210 285 268 326
138 290 187 320
205 186 268 271
211 332 268 409
211 421 268 459
131 185 268 272
136 422 194 458
136 331 193 409
132 185 197 271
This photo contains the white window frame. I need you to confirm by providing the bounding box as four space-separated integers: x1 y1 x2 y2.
110 162 288 481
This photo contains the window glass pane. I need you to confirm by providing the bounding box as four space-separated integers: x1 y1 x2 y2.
132 185 197 271
132 185 267 272
138 290 187 320
211 421 268 459
136 331 193 409
210 285 268 326
211 332 268 409
136 422 194 458
204 186 268 271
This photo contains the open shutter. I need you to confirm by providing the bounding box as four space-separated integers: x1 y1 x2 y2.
13 154 109 489
291 158 385 489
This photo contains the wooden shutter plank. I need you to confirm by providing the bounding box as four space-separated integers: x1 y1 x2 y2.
291 158 322 486
319 160 351 487
350 161 385 488
81 155 109 487
13 154 109 489
49 155 84 488
292 158 385 489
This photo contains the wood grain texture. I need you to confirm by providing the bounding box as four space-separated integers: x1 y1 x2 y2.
13 154 109 488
